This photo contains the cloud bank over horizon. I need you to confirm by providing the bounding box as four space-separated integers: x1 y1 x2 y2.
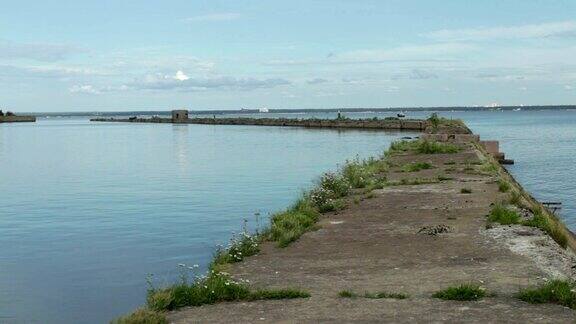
1 1 575 112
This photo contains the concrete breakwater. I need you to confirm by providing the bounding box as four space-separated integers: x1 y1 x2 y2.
0 116 36 123
114 118 576 323
91 116 430 131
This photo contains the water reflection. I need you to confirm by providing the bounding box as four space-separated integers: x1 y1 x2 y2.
172 124 190 171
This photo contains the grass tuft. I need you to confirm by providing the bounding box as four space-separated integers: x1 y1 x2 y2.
249 289 311 300
267 154 391 248
269 198 320 248
437 174 453 181
338 290 356 298
389 140 460 155
401 162 433 172
318 172 350 198
338 290 408 299
342 156 388 189
432 284 486 301
517 280 576 309
111 308 167 324
480 161 498 174
393 178 439 186
523 209 568 249
488 204 520 225
508 191 522 206
412 178 438 185
550 227 568 249
416 140 460 154
212 224 260 266
498 179 511 193
389 140 417 153
146 271 309 312
364 292 408 299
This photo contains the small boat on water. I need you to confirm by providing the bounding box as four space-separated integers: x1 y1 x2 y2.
397 112 406 118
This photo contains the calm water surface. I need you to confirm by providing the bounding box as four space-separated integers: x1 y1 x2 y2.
0 110 575 323
0 119 412 323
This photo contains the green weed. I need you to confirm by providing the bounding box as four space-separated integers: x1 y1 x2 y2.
212 222 260 266
437 174 453 181
498 180 511 193
146 271 309 312
401 162 433 172
389 139 461 154
338 290 356 298
509 191 522 206
488 204 520 225
523 209 568 249
480 161 498 174
249 289 311 300
432 284 486 301
364 292 408 299
416 140 460 154
111 308 167 324
269 198 320 248
517 280 576 309
338 290 408 299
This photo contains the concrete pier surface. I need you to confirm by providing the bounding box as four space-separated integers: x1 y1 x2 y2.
91 116 431 131
112 116 575 323
166 138 576 323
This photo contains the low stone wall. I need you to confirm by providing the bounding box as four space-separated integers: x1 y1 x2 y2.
0 116 36 123
91 117 429 131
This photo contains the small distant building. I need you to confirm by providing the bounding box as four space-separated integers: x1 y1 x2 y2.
171 109 189 123
259 107 269 113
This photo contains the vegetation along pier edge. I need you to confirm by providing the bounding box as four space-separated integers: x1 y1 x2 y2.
111 115 576 323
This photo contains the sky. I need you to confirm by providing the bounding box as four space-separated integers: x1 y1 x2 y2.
1 0 576 112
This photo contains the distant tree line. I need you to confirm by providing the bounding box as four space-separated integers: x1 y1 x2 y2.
0 110 15 116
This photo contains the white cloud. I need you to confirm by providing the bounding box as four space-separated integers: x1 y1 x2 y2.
105 55 216 75
425 20 576 41
565 85 574 90
132 71 290 91
174 70 189 81
69 85 100 94
184 13 241 23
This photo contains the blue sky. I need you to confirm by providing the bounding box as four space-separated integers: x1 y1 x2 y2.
1 0 576 112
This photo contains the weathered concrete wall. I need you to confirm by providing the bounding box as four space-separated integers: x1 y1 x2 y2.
421 134 449 142
454 134 480 143
481 140 500 155
0 116 36 123
420 133 479 143
478 142 576 252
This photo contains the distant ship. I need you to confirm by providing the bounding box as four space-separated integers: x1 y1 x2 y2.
397 112 406 118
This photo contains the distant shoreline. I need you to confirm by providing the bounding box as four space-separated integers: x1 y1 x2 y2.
24 105 576 117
